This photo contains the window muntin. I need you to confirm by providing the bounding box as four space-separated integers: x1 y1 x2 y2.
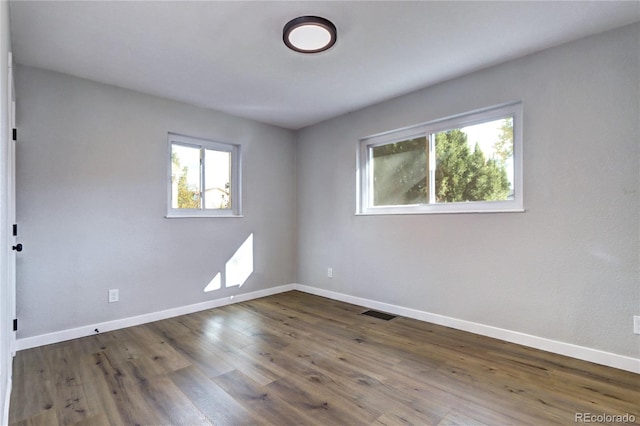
168 133 241 217
359 103 522 215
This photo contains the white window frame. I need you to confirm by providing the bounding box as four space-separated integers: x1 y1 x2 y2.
167 133 242 218
357 102 523 215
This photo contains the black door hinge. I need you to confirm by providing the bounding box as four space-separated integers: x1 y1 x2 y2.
12 319 17 331
12 224 17 237
12 128 16 141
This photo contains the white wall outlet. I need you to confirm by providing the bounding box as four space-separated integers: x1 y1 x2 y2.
327 267 333 278
108 288 119 303
634 315 640 335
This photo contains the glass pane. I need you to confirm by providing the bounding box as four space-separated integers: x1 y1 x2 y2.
372 137 428 206
204 149 231 209
170 144 201 209
434 117 513 203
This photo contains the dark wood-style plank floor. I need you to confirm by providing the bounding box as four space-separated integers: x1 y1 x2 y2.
9 291 640 425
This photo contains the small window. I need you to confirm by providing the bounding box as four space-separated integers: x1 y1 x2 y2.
358 102 523 215
167 133 241 217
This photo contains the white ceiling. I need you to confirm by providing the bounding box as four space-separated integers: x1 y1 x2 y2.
9 1 640 130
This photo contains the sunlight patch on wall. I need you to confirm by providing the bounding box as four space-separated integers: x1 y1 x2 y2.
226 233 254 288
203 233 254 293
204 272 222 292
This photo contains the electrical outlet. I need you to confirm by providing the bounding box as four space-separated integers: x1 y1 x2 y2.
634 315 640 335
327 267 333 278
108 288 119 303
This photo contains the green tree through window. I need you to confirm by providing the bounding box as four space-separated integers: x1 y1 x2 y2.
171 151 200 209
372 137 427 206
434 127 510 203
371 118 513 206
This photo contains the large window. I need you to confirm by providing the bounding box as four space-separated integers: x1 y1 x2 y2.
167 133 241 217
358 102 523 214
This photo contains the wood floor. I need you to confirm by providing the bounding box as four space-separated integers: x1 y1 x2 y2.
9 291 640 425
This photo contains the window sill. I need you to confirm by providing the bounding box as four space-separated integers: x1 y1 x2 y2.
356 207 525 216
165 214 244 219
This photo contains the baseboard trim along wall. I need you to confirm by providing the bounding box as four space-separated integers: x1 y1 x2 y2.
295 285 640 375
15 284 296 352
15 283 639 374
2 377 11 426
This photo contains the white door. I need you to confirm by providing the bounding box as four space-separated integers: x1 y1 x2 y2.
0 47 17 424
6 52 16 356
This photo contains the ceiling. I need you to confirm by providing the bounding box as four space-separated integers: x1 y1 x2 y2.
9 1 640 130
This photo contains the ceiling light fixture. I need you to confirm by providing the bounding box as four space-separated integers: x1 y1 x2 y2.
283 16 337 54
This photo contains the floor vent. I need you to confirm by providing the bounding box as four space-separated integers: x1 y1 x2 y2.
361 310 397 321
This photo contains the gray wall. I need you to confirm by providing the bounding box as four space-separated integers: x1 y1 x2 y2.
296 24 639 358
15 66 297 338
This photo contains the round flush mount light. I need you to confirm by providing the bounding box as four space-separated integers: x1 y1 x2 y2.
283 16 337 53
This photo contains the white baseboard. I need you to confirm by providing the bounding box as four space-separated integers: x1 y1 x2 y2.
15 284 296 351
295 284 640 374
1 334 14 426
15 283 639 374
2 376 11 426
